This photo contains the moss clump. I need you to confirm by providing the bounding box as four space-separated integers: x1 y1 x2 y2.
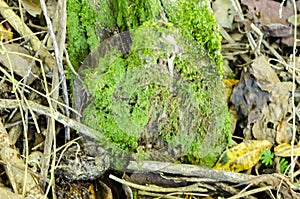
66 0 89 69
82 50 141 150
80 27 229 167
67 0 165 69
167 0 223 74
69 0 231 167
112 0 165 30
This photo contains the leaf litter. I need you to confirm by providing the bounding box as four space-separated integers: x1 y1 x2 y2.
232 56 293 142
214 0 300 197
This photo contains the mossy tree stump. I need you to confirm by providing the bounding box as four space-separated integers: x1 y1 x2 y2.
68 0 231 168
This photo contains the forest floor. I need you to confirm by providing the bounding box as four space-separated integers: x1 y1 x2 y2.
0 0 300 198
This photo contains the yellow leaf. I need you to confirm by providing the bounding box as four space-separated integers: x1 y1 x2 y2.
274 143 300 157
0 24 13 41
223 79 239 87
214 140 272 172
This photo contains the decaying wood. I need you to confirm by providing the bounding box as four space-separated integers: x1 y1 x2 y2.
126 160 254 183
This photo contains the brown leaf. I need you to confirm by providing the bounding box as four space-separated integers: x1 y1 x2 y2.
232 56 293 142
21 0 41 17
251 81 292 141
250 56 280 91
241 0 294 26
212 0 237 29
281 32 300 47
0 121 44 197
262 24 292 37
0 44 40 84
275 119 292 144
241 0 298 38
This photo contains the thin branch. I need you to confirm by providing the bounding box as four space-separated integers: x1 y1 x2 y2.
290 0 298 182
39 0 70 142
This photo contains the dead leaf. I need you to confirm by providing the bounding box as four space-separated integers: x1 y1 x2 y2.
229 106 239 135
212 0 237 29
232 55 293 142
281 32 300 47
274 143 300 157
241 0 294 26
223 79 239 87
0 187 24 199
0 24 13 41
0 44 40 84
288 14 300 26
262 24 292 37
232 72 270 124
241 0 299 38
214 140 272 172
247 174 300 198
21 0 41 17
275 119 292 144
250 56 280 91
252 81 292 141
0 121 44 197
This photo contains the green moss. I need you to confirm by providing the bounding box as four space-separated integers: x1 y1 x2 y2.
81 50 139 150
69 0 232 167
166 1 232 156
80 2 98 50
67 0 166 69
112 0 165 30
167 0 223 74
80 26 229 167
67 0 224 69
66 0 89 69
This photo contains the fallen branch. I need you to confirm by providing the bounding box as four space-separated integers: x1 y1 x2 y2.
126 160 254 183
0 99 97 139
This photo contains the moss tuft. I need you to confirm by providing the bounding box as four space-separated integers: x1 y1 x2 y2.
167 0 223 74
